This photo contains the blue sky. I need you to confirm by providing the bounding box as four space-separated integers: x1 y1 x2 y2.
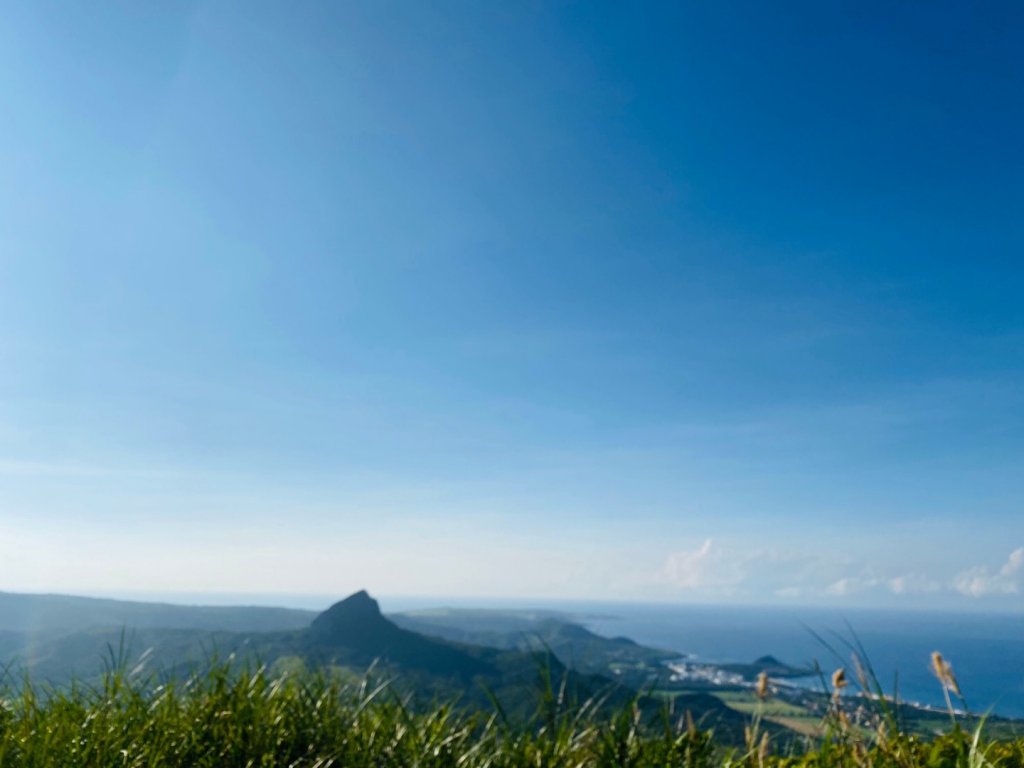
0 2 1021 609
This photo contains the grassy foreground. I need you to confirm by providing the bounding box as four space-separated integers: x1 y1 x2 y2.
1 660 1024 768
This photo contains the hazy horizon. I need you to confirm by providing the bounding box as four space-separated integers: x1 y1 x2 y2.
7 587 1024 618
1 2 1022 611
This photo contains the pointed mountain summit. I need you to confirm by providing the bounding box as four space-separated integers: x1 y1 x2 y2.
303 591 489 679
309 590 388 642
324 589 379 613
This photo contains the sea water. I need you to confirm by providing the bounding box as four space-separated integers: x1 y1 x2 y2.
381 597 1024 719
571 603 1024 719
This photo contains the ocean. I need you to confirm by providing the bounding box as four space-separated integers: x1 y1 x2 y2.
380 597 1024 719
573 603 1024 719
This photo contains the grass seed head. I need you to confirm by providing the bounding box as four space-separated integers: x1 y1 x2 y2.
931 651 962 696
832 668 848 691
755 671 770 700
851 652 869 691
931 651 947 682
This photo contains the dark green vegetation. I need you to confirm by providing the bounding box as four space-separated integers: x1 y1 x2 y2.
2 590 1022 759
2 661 1024 767
0 591 314 683
0 591 315 634
0 591 750 736
391 607 680 684
391 608 810 689
261 591 664 724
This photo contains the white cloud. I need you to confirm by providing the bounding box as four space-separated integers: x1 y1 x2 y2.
953 547 1024 597
658 540 989 604
825 577 857 596
887 574 942 594
659 540 853 598
660 539 744 591
637 538 1024 606
825 576 884 596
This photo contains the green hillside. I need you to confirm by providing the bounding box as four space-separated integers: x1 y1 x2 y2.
0 591 315 634
2 590 1004 746
392 607 678 663
0 590 751 736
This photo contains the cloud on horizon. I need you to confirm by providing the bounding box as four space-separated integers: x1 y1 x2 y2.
953 547 1024 597
659 540 1024 605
